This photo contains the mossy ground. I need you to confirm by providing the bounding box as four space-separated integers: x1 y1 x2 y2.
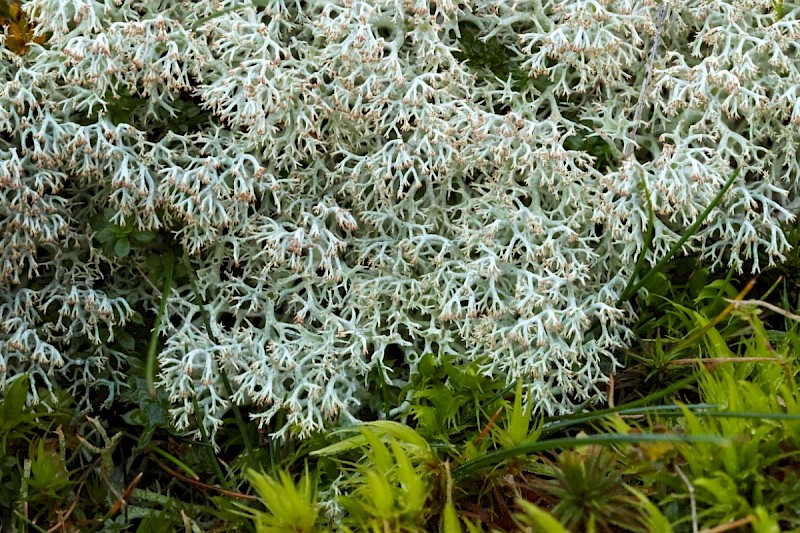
3 244 800 532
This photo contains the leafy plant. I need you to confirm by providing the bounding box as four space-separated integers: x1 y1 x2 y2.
404 353 505 443
524 445 647 532
25 438 73 506
243 467 320 533
91 207 160 259
0 377 78 530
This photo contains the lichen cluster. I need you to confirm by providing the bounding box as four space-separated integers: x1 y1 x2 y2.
1 0 797 440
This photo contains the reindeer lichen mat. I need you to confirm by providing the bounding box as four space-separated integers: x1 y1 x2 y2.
1 0 797 441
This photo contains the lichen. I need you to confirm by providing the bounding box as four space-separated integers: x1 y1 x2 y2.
1 0 797 441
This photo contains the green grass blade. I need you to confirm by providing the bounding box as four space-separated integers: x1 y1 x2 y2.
621 167 741 303
147 444 200 480
619 172 656 303
541 403 719 434
514 499 570 532
181 250 256 469
146 252 174 398
452 432 729 482
541 371 702 433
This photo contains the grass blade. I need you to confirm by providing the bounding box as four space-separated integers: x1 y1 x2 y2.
452 432 729 481
620 168 741 304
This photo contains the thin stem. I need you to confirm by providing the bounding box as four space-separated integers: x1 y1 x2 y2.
152 457 259 501
619 176 655 303
675 464 698 533
727 296 800 323
191 394 231 488
146 253 174 398
625 5 668 159
181 250 257 469
542 371 701 428
13 510 47 533
622 168 741 302
148 444 200 481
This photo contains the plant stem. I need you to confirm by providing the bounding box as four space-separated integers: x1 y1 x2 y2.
146 252 174 398
181 250 257 470
621 168 741 303
191 394 231 488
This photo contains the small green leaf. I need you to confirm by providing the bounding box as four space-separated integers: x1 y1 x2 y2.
627 487 673 533
90 212 109 232
363 469 395 516
642 272 670 300
95 227 115 243
2 376 28 415
418 353 437 376
28 439 72 498
0 376 32 435
131 231 156 244
246 468 319 532
114 237 131 257
442 503 463 533
310 433 371 456
130 311 145 325
116 330 135 351
112 223 133 237
389 440 426 511
514 499 569 532
687 268 709 298
752 505 781 533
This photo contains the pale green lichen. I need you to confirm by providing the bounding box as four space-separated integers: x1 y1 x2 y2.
0 0 797 440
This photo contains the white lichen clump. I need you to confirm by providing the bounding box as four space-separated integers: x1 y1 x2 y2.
0 0 797 440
